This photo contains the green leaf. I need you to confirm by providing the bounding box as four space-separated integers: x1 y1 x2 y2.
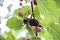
47 23 60 40
0 36 6 40
18 37 23 40
39 28 53 40
37 0 60 40
55 0 60 8
37 0 60 25
34 6 41 21
32 37 41 40
6 17 23 30
5 32 15 40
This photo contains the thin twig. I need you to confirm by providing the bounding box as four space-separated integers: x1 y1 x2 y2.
31 0 38 37
31 1 35 19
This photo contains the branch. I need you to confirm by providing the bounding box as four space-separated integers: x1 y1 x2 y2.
31 0 38 37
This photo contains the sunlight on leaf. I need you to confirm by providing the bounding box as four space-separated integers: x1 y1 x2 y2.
6 17 23 30
37 0 60 40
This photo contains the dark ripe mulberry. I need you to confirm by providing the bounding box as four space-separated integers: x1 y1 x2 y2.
23 19 42 27
39 24 42 27
29 19 39 26
23 19 29 24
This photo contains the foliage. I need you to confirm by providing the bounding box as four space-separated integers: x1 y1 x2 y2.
5 0 60 40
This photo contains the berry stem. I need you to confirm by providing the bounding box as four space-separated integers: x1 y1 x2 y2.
31 0 35 19
31 0 38 37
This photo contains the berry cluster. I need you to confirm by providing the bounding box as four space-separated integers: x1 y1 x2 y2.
23 19 43 32
18 0 42 37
